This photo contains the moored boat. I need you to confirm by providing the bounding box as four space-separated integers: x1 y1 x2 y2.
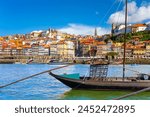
49 64 150 90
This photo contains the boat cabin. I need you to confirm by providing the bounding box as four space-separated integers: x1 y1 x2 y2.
89 64 108 79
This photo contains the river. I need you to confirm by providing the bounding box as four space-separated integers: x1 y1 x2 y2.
0 64 150 100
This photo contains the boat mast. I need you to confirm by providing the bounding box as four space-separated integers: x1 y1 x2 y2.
123 0 128 79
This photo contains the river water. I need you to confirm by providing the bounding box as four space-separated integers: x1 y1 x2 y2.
0 64 150 100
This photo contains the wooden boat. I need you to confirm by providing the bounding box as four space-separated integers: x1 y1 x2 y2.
49 64 150 90
49 0 150 90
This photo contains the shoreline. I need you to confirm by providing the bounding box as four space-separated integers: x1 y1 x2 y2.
0 55 150 65
0 62 150 65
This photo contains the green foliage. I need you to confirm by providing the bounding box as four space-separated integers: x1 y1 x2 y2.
141 34 150 41
104 38 109 43
111 30 150 42
106 52 118 56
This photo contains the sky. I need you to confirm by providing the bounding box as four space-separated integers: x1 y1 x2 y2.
0 0 150 36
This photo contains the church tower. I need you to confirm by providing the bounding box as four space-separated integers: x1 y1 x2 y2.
94 28 97 37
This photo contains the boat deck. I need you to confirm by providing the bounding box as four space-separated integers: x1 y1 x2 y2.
49 72 150 90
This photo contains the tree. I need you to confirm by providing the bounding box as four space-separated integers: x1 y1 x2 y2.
106 52 119 60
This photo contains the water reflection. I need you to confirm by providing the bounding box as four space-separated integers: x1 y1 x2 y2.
59 89 150 100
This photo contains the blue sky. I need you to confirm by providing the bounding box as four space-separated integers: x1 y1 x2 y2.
0 0 150 36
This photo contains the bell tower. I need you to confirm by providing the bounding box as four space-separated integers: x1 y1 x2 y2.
94 28 97 37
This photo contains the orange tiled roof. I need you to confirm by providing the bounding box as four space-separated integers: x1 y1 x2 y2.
57 40 67 45
132 24 147 28
10 43 17 49
23 44 31 48
80 38 96 45
145 40 150 44
0 37 4 41
97 41 106 45
17 47 23 50
2 41 8 48
82 42 91 45
44 44 50 48
132 45 145 49
133 48 146 50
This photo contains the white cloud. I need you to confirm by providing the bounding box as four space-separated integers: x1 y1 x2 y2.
108 1 150 24
58 23 110 36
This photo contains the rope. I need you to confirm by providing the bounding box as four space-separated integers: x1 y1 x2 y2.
115 0 123 25
114 65 150 76
125 67 147 75
112 66 150 100
96 0 123 35
0 59 92 89
113 87 150 100
97 0 118 26
0 64 73 89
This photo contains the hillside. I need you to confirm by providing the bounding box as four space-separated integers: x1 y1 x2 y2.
111 30 150 42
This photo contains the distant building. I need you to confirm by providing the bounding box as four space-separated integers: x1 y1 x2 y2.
38 45 50 56
23 43 32 55
112 42 123 57
75 40 82 57
30 31 42 38
145 41 150 58
56 40 75 59
113 24 132 36
2 47 11 55
146 23 150 30
96 41 107 58
133 48 146 58
25 34 31 39
65 41 75 58
112 23 147 36
132 24 147 33
31 43 39 55
94 28 97 37
50 41 58 58
81 44 90 57
0 43 3 55
41 30 49 37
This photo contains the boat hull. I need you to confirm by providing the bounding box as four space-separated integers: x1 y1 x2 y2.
49 72 150 90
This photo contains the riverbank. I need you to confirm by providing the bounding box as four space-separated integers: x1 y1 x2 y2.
126 59 150 64
0 55 51 64
0 55 150 64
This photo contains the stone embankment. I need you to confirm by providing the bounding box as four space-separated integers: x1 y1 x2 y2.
0 55 51 64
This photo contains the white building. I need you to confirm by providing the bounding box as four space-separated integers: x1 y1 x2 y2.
113 24 147 36
50 41 58 57
30 30 43 38
132 24 147 33
31 44 39 55
56 31 63 40
38 46 50 55
113 24 132 35
66 41 75 58
23 48 32 55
